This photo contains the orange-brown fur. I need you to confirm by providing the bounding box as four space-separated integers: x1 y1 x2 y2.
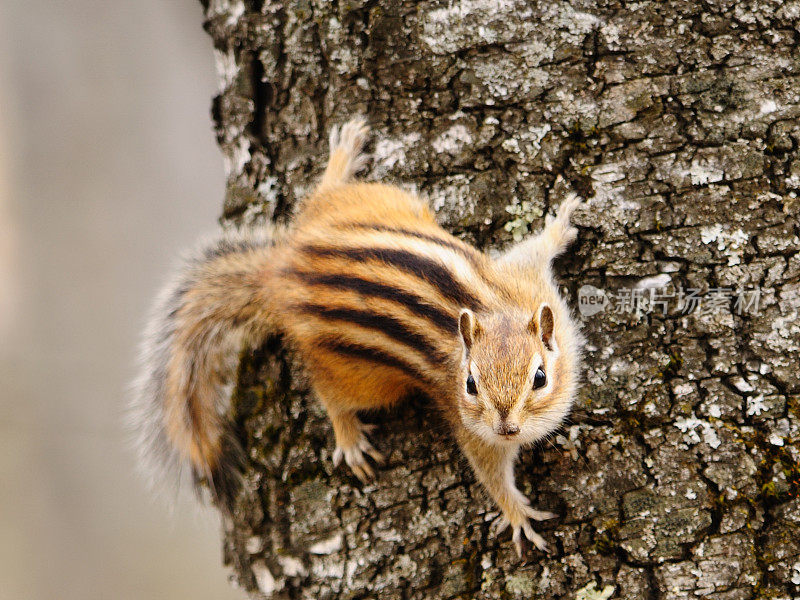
132 117 583 554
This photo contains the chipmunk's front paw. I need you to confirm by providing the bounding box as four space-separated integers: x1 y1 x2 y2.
332 424 385 482
495 501 556 557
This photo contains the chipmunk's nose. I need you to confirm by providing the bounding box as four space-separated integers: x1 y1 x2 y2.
497 420 520 437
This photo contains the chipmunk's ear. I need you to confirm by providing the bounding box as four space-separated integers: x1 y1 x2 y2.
535 304 555 351
458 309 481 351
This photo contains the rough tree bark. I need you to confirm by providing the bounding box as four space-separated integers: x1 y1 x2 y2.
200 1 800 598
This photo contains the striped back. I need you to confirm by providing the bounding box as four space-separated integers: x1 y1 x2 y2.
274 182 512 396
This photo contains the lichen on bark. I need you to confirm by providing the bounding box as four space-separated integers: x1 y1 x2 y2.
201 0 800 598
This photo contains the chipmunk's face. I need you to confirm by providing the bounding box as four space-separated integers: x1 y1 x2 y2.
456 306 572 447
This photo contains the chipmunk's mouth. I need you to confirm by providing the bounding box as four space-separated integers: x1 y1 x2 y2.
487 430 527 447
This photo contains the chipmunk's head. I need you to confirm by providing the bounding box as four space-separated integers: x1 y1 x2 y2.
456 305 577 447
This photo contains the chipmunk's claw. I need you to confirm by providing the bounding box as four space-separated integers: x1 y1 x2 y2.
513 520 548 556
494 505 554 557
525 507 558 521
332 426 384 482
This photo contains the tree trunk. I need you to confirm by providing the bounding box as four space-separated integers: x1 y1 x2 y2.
201 1 800 598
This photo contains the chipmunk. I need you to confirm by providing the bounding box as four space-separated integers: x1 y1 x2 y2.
131 117 583 556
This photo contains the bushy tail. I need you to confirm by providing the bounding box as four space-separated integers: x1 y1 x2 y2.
130 225 281 505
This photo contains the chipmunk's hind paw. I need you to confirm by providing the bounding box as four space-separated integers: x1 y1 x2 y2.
545 192 582 248
326 116 370 182
329 117 369 152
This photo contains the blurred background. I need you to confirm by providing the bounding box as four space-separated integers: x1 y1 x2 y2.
0 2 242 599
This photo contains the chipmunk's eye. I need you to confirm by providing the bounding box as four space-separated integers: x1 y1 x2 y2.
533 368 546 390
466 373 478 395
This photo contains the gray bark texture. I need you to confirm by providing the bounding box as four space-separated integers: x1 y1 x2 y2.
201 1 800 598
